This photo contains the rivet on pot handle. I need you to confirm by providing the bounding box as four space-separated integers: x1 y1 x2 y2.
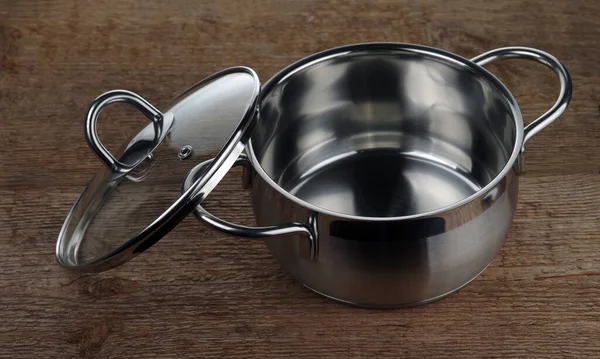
471 47 573 148
85 90 172 180
184 155 319 260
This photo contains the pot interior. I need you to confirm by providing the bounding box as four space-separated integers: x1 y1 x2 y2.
251 47 518 218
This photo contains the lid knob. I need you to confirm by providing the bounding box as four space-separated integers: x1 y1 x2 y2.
84 90 174 182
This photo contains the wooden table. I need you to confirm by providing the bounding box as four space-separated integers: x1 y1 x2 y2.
1 1 599 357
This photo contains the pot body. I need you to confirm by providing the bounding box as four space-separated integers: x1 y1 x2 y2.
240 43 524 307
249 161 518 307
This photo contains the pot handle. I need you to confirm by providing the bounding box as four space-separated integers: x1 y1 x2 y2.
471 47 572 148
183 155 318 260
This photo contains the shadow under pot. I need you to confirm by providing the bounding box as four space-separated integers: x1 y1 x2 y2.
56 43 572 308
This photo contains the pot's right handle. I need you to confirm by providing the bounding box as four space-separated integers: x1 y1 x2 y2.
183 155 318 260
471 47 572 148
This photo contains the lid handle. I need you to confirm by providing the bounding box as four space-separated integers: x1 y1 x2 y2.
84 90 166 178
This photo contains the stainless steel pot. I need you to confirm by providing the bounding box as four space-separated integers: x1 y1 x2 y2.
57 43 572 308
185 44 572 307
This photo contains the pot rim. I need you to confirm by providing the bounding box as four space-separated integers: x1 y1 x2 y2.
248 42 524 222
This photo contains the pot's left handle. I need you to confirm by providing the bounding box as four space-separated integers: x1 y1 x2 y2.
183 155 318 260
471 47 572 148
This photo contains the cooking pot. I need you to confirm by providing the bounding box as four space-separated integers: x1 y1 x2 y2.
56 43 571 307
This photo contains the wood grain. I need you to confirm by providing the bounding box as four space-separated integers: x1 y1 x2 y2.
1 0 599 358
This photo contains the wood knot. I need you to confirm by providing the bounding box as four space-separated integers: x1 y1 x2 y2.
0 25 22 74
80 276 136 298
234 324 252 334
67 320 111 358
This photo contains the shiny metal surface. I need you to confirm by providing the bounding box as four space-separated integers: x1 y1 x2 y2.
56 67 260 272
193 43 572 307
254 168 518 307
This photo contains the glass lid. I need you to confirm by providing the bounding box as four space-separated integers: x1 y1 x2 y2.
56 67 260 272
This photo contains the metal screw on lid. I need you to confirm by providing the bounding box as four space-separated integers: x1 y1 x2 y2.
178 145 194 160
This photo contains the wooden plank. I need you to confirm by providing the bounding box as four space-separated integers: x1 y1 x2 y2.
1 0 599 357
